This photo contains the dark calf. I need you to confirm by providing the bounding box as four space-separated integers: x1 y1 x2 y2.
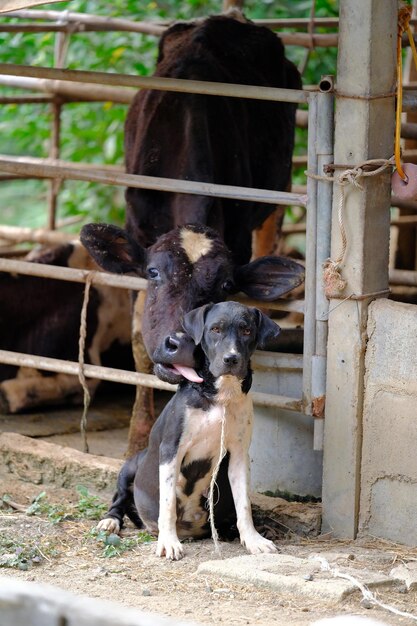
96 301 280 560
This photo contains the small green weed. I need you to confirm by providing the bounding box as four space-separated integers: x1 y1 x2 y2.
26 491 73 524
0 536 57 571
89 528 155 558
75 485 108 521
19 486 108 524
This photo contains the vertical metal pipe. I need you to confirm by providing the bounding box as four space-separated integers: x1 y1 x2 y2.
302 92 318 415
312 80 334 450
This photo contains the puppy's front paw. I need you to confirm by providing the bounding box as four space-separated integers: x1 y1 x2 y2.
156 533 184 560
241 532 278 555
96 517 120 535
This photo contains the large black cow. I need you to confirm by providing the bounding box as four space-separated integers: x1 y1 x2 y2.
81 14 303 455
124 14 301 264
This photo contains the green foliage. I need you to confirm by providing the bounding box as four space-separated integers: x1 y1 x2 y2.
0 532 57 570
26 490 74 523
75 484 108 520
89 527 155 558
0 0 338 229
4 485 108 524
0 539 45 569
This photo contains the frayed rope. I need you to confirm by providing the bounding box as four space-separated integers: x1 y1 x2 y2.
306 157 395 299
78 271 96 454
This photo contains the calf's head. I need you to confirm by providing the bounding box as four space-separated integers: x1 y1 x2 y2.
80 223 304 384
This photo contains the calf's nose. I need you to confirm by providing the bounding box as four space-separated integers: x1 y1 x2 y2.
223 353 239 366
164 335 180 354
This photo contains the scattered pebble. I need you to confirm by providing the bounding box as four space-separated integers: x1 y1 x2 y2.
361 598 373 609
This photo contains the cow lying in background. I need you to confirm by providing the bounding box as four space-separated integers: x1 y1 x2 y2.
0 243 132 414
96 301 281 560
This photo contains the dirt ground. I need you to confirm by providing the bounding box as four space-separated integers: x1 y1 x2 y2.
1 477 416 626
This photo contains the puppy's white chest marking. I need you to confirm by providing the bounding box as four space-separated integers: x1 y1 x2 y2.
181 405 224 463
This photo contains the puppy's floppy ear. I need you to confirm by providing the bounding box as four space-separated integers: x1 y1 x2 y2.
182 303 213 345
253 308 281 350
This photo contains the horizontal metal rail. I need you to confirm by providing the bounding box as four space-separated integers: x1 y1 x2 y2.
0 63 309 104
0 349 303 411
0 38 308 415
0 155 308 207
0 10 165 35
0 257 148 291
0 257 303 313
0 10 339 29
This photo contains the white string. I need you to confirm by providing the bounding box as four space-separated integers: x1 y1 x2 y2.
312 556 417 622
208 406 227 554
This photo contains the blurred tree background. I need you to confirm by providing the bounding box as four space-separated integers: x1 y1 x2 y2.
0 0 338 232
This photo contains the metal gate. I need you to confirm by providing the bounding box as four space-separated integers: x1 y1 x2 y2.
0 8 335 456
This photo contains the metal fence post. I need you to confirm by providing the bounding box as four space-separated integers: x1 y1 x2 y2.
312 77 334 450
302 91 318 416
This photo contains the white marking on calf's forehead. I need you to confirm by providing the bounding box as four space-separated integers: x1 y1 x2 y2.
180 229 213 264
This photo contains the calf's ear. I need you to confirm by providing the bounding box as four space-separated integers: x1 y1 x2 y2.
80 223 146 274
182 303 213 345
234 256 304 301
253 308 281 350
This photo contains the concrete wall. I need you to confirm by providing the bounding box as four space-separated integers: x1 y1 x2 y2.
359 299 417 545
250 351 323 498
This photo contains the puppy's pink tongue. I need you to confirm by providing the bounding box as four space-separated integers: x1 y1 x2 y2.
173 364 203 383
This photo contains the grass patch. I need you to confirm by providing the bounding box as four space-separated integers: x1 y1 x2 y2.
0 535 58 571
22 485 108 523
88 528 155 558
261 489 321 504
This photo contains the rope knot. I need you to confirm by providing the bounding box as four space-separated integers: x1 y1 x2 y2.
323 258 347 298
398 4 412 37
339 167 364 190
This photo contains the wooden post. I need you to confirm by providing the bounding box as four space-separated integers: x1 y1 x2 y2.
322 0 397 537
46 26 68 230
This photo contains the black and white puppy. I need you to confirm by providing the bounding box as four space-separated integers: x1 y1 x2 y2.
97 301 280 560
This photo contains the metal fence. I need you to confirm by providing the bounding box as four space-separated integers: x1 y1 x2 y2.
0 9 335 449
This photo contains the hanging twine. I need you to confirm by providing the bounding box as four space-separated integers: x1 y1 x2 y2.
306 157 395 299
78 271 96 454
207 406 227 554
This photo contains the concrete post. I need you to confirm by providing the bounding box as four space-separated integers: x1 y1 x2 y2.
322 0 397 537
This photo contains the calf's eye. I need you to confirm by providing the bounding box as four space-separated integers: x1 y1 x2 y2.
242 328 252 336
211 326 220 333
222 280 235 293
147 267 160 280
